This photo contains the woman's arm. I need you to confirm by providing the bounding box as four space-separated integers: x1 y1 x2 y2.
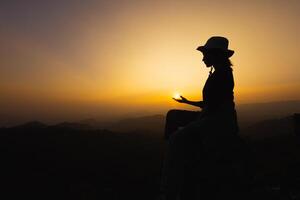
173 96 204 108
186 100 204 108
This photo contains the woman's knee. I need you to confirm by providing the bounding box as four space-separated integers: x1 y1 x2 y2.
166 109 181 120
169 128 189 147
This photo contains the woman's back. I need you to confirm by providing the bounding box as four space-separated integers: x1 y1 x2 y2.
202 68 235 116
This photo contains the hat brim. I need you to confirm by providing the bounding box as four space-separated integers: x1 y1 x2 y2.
197 46 234 58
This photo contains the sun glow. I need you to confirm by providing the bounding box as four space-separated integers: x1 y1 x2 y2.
1 1 300 126
173 92 181 100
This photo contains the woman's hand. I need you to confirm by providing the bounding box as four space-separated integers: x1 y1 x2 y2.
173 95 188 103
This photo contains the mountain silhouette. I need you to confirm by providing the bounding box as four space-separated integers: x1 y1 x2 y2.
14 121 47 129
0 121 163 200
1 110 300 199
51 121 92 130
237 100 300 128
106 114 165 134
241 115 294 140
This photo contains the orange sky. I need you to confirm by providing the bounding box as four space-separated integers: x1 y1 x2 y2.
0 0 299 125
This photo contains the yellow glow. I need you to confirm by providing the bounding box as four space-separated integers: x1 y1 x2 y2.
1 1 300 125
173 92 181 100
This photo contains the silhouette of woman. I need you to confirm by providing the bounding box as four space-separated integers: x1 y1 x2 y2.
161 36 240 200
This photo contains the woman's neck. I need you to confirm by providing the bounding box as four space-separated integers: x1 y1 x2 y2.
213 63 231 72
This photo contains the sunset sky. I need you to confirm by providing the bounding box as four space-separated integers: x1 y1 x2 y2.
1 0 300 125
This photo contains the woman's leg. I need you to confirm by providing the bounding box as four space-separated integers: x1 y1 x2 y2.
164 109 200 140
161 111 199 199
163 119 208 200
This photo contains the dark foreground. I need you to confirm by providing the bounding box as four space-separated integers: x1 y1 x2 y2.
1 114 300 200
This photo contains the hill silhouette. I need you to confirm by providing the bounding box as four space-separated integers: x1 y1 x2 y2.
241 116 294 140
105 114 165 134
14 121 48 129
58 100 300 135
0 124 164 200
1 111 300 199
52 121 92 130
236 100 300 128
1 100 299 128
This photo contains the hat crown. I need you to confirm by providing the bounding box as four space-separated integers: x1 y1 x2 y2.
196 36 234 57
204 36 229 50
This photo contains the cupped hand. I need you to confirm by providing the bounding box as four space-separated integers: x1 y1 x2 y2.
173 95 188 103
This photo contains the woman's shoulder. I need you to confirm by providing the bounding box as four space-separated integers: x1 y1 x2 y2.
212 68 234 86
214 68 233 78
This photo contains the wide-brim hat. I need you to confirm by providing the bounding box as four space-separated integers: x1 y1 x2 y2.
197 36 234 57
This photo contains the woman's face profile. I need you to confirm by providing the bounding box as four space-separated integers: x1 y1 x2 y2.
202 51 214 67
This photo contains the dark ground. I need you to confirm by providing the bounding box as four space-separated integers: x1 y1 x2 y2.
1 114 300 200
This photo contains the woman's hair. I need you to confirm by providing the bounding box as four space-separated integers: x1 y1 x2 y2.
215 50 233 69
224 58 233 68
